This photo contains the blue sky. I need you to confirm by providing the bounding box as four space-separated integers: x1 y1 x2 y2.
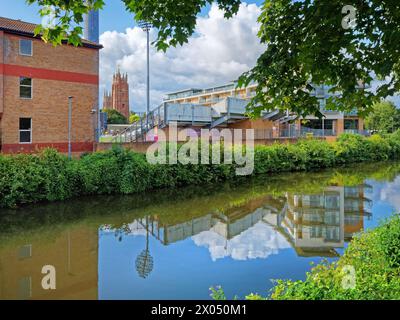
0 0 264 34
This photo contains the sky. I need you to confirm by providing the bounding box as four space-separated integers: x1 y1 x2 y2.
1 0 265 113
1 0 398 113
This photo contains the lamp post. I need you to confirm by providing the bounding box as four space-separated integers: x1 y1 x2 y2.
68 96 73 159
138 20 152 131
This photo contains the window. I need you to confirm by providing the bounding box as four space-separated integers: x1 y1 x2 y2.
345 119 359 130
19 118 32 143
18 277 32 300
20 77 32 99
18 245 32 260
19 39 32 56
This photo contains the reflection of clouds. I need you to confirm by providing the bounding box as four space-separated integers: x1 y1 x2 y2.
127 221 148 236
99 221 147 237
192 222 291 261
380 177 400 211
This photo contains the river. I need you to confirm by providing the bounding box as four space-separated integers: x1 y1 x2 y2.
0 162 399 300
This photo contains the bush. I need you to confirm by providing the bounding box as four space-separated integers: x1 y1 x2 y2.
379 215 400 269
270 214 400 300
0 149 74 208
1 133 400 209
335 133 370 163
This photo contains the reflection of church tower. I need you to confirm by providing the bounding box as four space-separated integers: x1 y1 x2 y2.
111 69 130 119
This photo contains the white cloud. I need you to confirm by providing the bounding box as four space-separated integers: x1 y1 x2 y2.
99 3 263 113
379 176 400 212
192 221 291 261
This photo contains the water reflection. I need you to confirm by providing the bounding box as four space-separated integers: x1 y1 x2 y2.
107 185 372 262
0 162 398 300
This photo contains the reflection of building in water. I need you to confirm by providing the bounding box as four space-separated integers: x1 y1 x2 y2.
344 184 373 241
137 196 284 245
0 227 98 300
264 185 372 257
112 185 372 261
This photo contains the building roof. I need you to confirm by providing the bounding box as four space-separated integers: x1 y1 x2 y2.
164 81 257 100
0 16 103 49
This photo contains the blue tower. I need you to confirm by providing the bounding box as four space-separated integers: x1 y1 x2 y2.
84 8 99 43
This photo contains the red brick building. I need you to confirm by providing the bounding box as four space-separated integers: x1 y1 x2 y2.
0 17 102 154
103 68 130 119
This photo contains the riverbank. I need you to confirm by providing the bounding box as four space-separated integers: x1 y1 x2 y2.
242 213 400 300
1 132 400 209
210 213 400 300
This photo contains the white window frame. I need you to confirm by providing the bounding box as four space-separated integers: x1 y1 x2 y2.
20 77 33 100
19 39 33 56
19 118 32 144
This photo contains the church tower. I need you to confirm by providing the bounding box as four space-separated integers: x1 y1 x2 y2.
111 69 130 119
102 90 112 110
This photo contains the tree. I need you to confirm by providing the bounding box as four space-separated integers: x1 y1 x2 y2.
103 109 128 124
365 101 400 134
129 112 140 124
28 0 400 117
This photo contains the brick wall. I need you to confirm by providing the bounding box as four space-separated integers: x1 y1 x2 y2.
0 31 4 116
0 33 100 154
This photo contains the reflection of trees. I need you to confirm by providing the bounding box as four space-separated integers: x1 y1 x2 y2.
114 224 132 242
135 217 154 279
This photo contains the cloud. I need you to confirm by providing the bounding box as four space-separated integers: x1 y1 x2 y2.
192 221 291 261
379 176 400 211
99 3 263 113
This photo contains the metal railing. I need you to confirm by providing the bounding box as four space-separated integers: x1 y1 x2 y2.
344 129 370 136
111 104 165 143
280 128 337 138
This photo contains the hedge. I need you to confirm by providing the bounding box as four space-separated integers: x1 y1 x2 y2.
1 131 400 209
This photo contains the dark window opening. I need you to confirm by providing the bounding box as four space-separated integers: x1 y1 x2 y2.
20 77 32 99
19 118 32 143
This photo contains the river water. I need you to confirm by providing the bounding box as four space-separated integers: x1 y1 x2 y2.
0 162 399 300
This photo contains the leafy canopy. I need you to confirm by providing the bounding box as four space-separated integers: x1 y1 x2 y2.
365 100 400 133
103 109 128 124
27 0 400 117
129 112 140 124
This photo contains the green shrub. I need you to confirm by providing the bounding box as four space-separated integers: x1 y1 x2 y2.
295 139 336 169
1 133 400 209
379 215 400 269
366 134 392 161
119 151 152 194
78 150 122 195
335 133 370 163
388 130 400 159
